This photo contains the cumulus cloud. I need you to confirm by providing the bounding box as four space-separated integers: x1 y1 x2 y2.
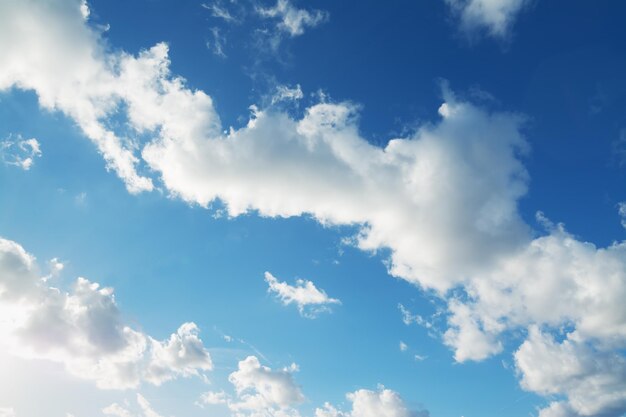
515 327 626 417
197 355 304 417
257 0 328 37
0 237 213 390
445 0 531 38
265 272 340 318
315 386 428 417
0 134 41 170
5 1 626 415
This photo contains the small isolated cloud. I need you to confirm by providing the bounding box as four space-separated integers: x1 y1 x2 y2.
444 0 531 38
265 271 341 318
0 134 41 170
271 84 304 105
202 1 238 23
207 27 227 58
398 304 432 329
257 0 329 37
399 341 408 352
103 394 164 417
316 386 429 417
74 192 87 206
618 202 626 229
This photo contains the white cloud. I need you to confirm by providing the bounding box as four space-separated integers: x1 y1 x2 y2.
315 386 428 417
0 408 16 417
516 327 626 417
399 342 408 352
5 2 626 415
79 0 90 20
0 236 213 390
618 202 626 229
197 390 228 407
272 84 304 105
257 0 328 37
202 2 237 23
398 304 432 329
445 0 531 38
207 27 227 58
226 356 304 417
0 135 41 170
103 403 134 417
103 394 164 417
265 272 340 318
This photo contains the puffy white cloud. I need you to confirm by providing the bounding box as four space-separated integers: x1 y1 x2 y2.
198 356 304 416
0 135 41 170
265 272 340 318
142 96 530 295
0 237 213 390
257 0 328 37
516 327 626 417
445 0 531 37
315 386 428 417
227 356 304 416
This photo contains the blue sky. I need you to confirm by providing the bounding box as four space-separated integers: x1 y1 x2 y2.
1 1 626 417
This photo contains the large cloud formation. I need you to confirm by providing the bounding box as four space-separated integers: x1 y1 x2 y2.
0 238 213 389
2 1 626 416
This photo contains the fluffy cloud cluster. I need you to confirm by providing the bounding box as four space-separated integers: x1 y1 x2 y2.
0 135 41 170
444 0 531 37
0 237 213 389
315 386 428 417
4 1 626 415
198 355 304 417
198 361 424 417
265 272 340 318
